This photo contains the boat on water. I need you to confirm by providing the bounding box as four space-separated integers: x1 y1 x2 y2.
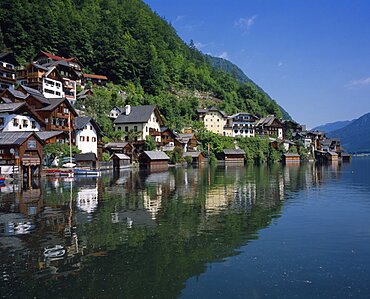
0 177 6 184
46 169 74 177
73 169 101 176
44 245 66 260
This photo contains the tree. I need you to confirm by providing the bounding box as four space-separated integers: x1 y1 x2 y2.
144 136 156 151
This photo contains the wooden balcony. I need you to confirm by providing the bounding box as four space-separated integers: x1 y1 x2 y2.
0 75 16 84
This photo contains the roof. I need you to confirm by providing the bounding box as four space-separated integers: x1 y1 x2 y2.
74 116 101 133
183 151 203 158
0 102 26 113
82 73 108 80
37 50 80 63
104 142 131 149
0 97 13 104
36 98 64 111
18 85 50 105
0 132 40 146
229 112 258 120
255 115 281 127
77 89 93 99
36 131 66 141
142 151 170 161
110 153 130 160
196 107 227 117
75 153 97 161
223 149 246 155
31 62 49 71
326 151 338 156
283 153 300 157
114 105 157 124
7 89 28 100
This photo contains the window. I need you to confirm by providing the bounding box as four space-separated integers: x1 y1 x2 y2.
13 118 19 127
0 117 4 126
63 108 69 114
134 126 137 132
125 126 128 132
92 137 96 142
90 126 92 130
80 136 85 141
86 136 89 142
23 119 28 128
45 118 48 123
234 130 238 133
117 126 121 131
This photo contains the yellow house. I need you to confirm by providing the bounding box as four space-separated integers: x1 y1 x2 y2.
197 107 232 136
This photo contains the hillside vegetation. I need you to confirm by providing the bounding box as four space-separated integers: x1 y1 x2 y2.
0 0 286 129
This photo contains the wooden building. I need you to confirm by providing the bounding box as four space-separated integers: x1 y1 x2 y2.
219 149 246 164
110 153 131 170
183 151 205 164
138 151 170 170
175 133 199 152
36 131 68 144
75 153 98 169
82 73 108 86
255 115 284 140
0 131 44 177
325 151 339 162
283 153 300 163
104 142 135 159
0 52 18 91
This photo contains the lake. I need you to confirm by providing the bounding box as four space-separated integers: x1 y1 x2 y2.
1 158 370 298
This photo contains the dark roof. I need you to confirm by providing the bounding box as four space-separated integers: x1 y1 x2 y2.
77 89 93 99
142 151 170 161
229 112 258 120
104 142 131 149
283 153 300 157
74 116 101 133
19 86 50 104
31 62 49 71
255 115 281 127
223 149 246 155
196 107 227 117
36 131 66 141
114 105 157 124
183 151 203 158
0 132 38 145
7 89 28 100
110 153 130 160
75 153 97 161
36 98 64 111
0 102 26 113
0 97 13 104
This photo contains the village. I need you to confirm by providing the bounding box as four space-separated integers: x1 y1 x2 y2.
0 51 350 179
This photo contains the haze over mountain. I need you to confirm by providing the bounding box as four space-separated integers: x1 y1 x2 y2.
328 112 370 154
312 120 353 133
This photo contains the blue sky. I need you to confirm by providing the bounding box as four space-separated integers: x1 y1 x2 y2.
143 0 370 128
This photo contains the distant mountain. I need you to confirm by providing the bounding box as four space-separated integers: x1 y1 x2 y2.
206 55 292 120
312 120 352 133
328 112 370 154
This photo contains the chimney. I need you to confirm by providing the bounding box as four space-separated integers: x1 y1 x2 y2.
124 105 131 115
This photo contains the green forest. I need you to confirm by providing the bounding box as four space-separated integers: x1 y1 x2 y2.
0 0 287 130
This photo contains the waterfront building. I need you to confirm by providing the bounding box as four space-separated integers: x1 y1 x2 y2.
218 149 246 164
183 151 205 164
138 151 170 170
74 116 102 157
229 112 259 137
113 105 164 142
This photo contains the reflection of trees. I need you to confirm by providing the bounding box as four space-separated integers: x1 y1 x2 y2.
0 162 340 298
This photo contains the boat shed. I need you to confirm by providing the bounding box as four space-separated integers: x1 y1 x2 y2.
283 153 300 163
138 151 170 170
0 131 44 177
183 151 205 164
219 149 245 164
325 151 339 162
75 153 97 169
110 153 131 170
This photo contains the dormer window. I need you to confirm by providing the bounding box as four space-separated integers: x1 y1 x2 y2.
13 118 19 127
31 121 36 129
23 120 28 128
0 117 4 126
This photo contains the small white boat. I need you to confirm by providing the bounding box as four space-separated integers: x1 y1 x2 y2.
44 245 66 259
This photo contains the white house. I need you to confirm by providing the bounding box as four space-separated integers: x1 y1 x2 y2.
42 67 64 99
229 112 258 138
74 116 101 155
113 105 164 142
0 102 43 132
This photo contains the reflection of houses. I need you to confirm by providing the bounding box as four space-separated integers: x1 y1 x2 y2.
77 186 98 214
113 105 164 142
143 186 163 220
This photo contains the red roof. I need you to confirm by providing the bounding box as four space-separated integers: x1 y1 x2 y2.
38 50 79 63
82 73 108 80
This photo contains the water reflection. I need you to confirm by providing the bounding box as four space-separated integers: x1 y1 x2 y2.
0 161 352 298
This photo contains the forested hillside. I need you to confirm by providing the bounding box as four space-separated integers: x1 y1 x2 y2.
0 0 286 129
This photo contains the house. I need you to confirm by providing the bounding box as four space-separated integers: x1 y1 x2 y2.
307 131 326 150
219 149 245 164
183 151 205 164
229 112 259 137
76 89 94 101
81 73 108 87
104 142 134 156
197 107 232 136
0 102 44 132
0 131 44 176
0 88 28 103
36 131 68 144
110 153 131 170
174 133 199 152
325 151 339 162
74 116 102 157
113 105 164 142
0 52 18 91
16 63 64 99
109 107 124 120
138 151 170 170
255 115 284 140
160 126 177 151
75 153 98 169
282 153 300 163
320 138 341 153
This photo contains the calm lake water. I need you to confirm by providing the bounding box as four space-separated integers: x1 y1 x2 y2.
1 158 370 298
